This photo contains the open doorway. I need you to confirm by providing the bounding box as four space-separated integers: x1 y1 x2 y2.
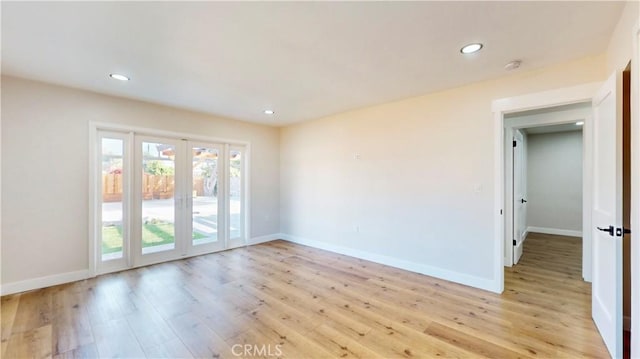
503 102 592 274
496 68 632 358
515 121 585 268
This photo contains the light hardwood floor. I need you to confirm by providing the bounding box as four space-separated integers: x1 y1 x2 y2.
2 234 609 358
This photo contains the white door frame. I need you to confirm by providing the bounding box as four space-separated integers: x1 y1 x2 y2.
492 82 601 293
93 130 134 274
185 140 226 256
630 20 639 359
504 127 520 267
503 110 590 267
227 144 250 250
133 134 185 267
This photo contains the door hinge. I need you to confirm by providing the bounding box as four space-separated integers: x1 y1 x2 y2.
513 140 517 147
513 239 516 246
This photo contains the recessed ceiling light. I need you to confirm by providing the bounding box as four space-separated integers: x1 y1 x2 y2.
460 43 483 54
264 110 275 115
109 73 130 81
576 121 584 126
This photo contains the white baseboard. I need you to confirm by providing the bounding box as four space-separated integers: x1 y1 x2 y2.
280 234 500 293
1 269 92 296
248 233 283 245
527 226 582 238
1 234 283 296
624 315 631 331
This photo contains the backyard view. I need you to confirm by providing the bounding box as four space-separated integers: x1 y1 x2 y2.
101 137 125 260
139 141 177 255
101 140 242 261
190 146 220 246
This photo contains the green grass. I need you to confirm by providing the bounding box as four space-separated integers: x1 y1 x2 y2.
102 222 206 254
102 225 124 254
141 221 176 246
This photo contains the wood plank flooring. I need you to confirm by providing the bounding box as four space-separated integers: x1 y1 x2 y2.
2 234 609 358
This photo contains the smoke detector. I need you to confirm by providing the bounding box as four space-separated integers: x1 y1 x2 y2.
504 60 522 71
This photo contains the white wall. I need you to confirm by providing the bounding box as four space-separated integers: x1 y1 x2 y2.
280 54 607 291
526 130 583 235
606 1 639 73
1 76 280 287
2 2 637 299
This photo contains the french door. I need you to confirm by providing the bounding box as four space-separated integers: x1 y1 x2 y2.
96 130 247 273
134 135 184 266
187 141 225 255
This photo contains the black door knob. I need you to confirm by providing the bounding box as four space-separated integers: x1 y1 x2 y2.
521 199 527 204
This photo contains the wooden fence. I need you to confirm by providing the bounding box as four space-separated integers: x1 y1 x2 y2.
141 174 174 200
102 173 176 202
102 174 124 202
102 174 206 202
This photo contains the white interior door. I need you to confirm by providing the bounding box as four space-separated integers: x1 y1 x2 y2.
513 130 527 264
591 72 623 359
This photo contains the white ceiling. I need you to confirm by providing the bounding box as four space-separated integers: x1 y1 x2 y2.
1 2 624 126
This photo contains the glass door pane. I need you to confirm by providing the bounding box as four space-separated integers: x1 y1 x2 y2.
101 137 125 261
141 140 177 255
229 147 244 240
191 146 221 247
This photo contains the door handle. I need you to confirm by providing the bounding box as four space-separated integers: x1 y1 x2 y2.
521 199 527 204
597 225 615 236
